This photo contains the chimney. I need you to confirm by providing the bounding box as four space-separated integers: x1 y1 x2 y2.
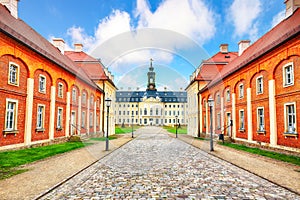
52 38 65 54
74 43 83 52
219 44 228 53
0 0 18 19
285 0 300 17
238 40 250 56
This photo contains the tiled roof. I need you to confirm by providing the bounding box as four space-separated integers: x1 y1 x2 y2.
205 8 300 89
65 51 108 80
0 4 99 89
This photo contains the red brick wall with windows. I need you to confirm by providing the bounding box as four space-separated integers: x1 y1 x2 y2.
274 55 300 148
250 70 270 143
54 79 68 138
222 86 232 136
0 54 28 146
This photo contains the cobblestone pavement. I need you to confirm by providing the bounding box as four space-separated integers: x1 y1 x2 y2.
41 127 300 200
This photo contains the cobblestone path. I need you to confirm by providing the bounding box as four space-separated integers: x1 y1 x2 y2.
41 127 300 199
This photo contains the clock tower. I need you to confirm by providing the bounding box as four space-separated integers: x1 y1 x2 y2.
147 58 156 91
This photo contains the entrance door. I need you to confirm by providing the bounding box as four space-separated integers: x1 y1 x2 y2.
226 113 231 137
71 111 76 135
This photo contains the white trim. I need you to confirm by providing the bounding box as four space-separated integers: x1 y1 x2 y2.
283 62 294 87
24 78 34 145
284 102 297 133
247 88 252 141
269 79 277 146
256 75 264 95
239 83 244 98
256 107 265 131
5 98 18 131
38 74 46 93
239 109 245 130
8 62 20 86
36 104 45 129
56 107 63 129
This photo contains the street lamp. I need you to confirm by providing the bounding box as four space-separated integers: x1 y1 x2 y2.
175 115 178 138
105 98 111 151
208 97 214 151
131 115 134 138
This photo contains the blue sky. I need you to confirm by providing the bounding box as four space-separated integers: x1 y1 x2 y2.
19 0 286 91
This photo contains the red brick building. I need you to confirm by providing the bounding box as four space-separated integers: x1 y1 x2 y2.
0 2 104 150
188 1 300 152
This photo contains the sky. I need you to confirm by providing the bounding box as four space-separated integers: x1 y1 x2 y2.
18 0 286 91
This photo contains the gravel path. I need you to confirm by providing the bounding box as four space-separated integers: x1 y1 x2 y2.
40 127 300 199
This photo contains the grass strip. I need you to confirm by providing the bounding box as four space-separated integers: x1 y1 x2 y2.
115 125 139 134
0 141 85 180
163 126 187 134
89 135 118 141
221 142 300 166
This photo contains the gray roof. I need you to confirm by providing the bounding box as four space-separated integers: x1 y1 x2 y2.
116 90 187 103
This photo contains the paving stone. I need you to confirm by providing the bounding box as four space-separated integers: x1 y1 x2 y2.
41 127 300 200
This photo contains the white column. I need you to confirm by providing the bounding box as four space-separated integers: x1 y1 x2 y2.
87 98 90 135
65 92 70 137
49 86 56 140
24 78 34 145
221 97 224 134
77 96 81 135
94 101 97 134
247 88 253 141
199 94 202 136
269 79 277 146
213 103 216 134
232 93 236 139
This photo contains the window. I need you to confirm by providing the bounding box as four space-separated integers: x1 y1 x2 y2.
226 89 230 102
283 63 294 86
150 108 153 116
81 111 86 128
131 111 134 115
256 76 263 94
58 83 63 98
239 110 245 130
239 84 244 98
37 105 45 129
72 88 77 102
82 93 86 104
144 108 147 115
39 75 46 93
90 96 94 107
217 113 221 129
119 111 121 115
285 103 296 133
57 108 63 129
156 108 159 115
216 93 220 104
89 112 93 127
203 115 206 128
8 63 19 85
5 100 18 131
257 108 265 131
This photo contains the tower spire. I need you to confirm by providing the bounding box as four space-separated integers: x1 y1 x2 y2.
147 58 156 91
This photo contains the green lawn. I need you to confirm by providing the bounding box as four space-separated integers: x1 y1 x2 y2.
115 125 139 134
89 135 118 141
0 141 85 180
163 126 187 134
221 142 300 166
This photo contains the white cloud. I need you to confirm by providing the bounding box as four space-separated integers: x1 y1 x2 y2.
67 26 95 50
271 9 285 28
227 0 262 37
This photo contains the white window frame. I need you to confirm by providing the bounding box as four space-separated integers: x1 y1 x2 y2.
239 84 244 98
89 112 93 127
5 99 18 131
8 62 19 86
36 104 45 129
226 89 230 102
239 109 245 130
257 107 265 132
256 76 263 94
217 112 221 129
284 102 297 133
81 111 86 128
72 88 77 102
39 75 46 93
283 62 294 87
57 107 63 129
58 83 63 98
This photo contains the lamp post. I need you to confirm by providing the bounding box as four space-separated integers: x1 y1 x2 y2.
175 115 178 138
105 98 111 151
208 97 214 151
131 115 134 138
